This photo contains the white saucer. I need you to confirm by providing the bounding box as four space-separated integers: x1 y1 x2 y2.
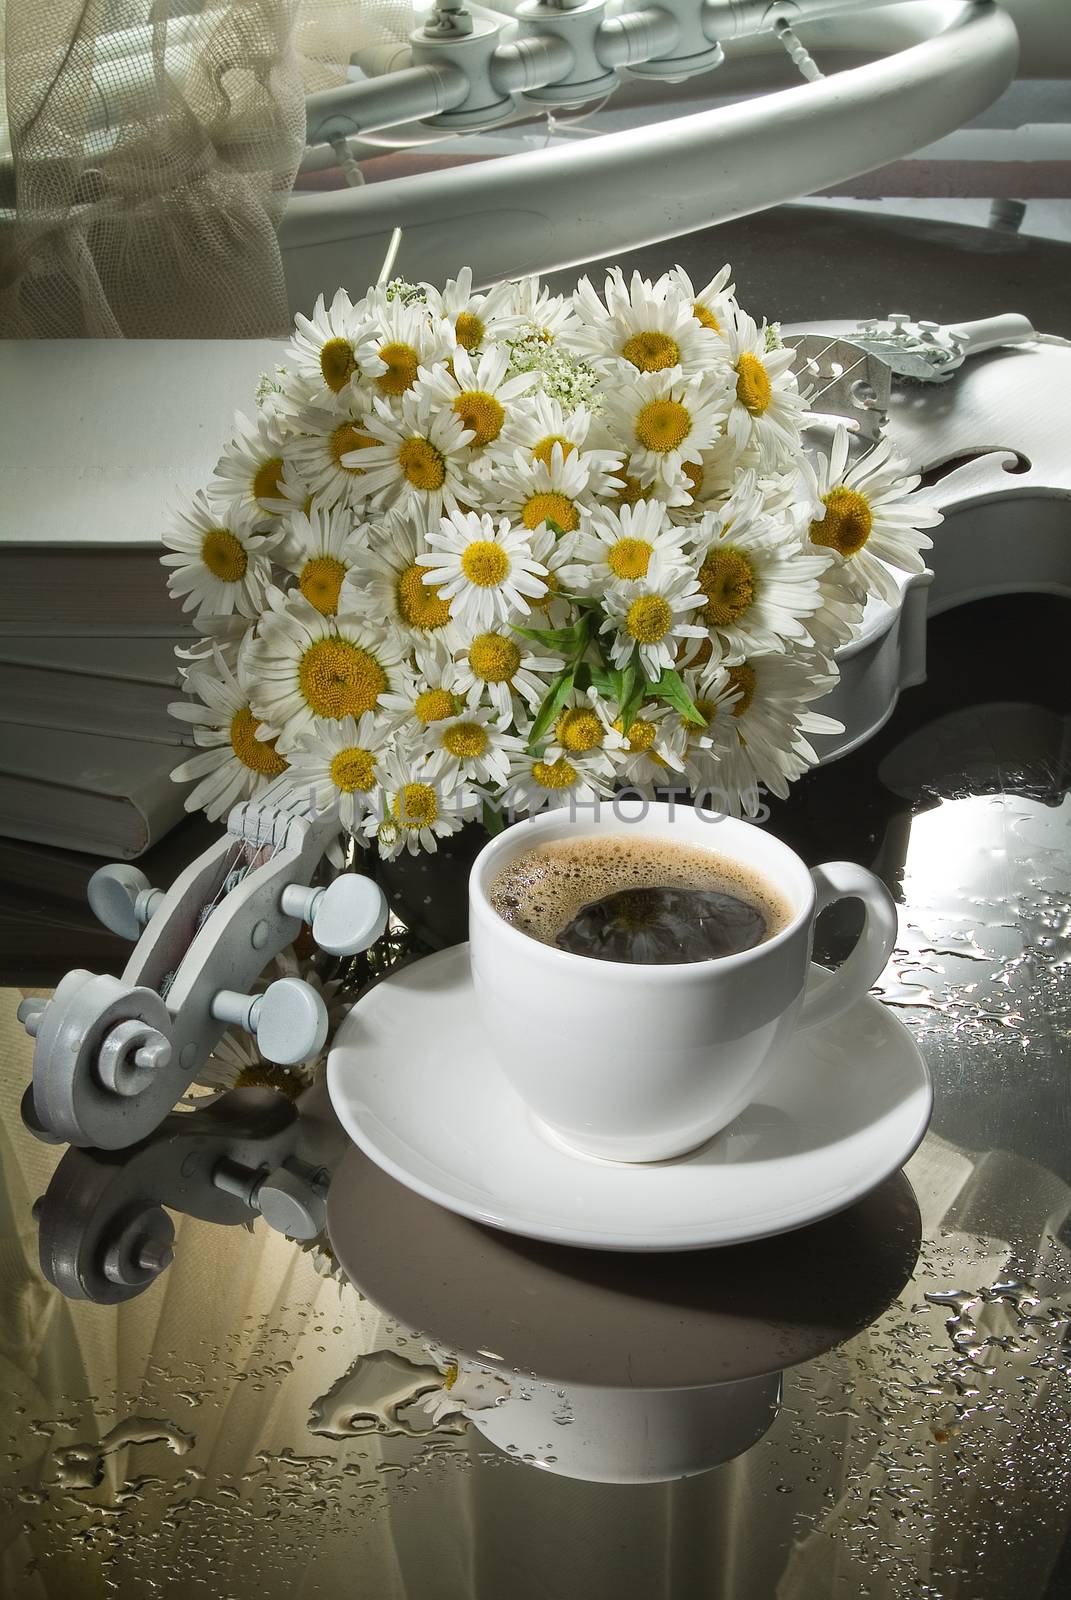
326 944 932 1252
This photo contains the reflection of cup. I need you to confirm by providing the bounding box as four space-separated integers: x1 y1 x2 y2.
469 801 898 1161
464 1368 781 1485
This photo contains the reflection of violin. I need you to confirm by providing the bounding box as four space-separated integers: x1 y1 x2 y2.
18 779 387 1151
327 1149 922 1484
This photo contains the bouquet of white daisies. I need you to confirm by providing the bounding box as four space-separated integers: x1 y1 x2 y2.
165 264 941 858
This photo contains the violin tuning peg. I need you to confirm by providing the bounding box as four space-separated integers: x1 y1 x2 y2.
88 865 164 941
211 977 329 1066
281 874 388 957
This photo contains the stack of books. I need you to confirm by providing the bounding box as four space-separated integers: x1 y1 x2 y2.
0 336 283 860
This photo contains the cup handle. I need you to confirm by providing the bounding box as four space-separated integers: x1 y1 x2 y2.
798 862 898 1031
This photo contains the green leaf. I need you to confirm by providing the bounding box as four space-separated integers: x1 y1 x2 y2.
652 668 706 726
511 618 588 653
482 797 505 835
587 661 621 701
617 662 647 732
526 667 576 752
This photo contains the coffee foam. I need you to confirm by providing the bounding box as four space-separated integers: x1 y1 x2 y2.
488 835 792 952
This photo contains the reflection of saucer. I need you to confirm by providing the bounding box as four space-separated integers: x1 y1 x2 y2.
327 1154 921 1482
327 945 932 1251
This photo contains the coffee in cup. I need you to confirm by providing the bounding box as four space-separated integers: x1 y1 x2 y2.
488 836 791 964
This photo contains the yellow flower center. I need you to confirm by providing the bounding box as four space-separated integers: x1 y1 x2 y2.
252 456 284 503
468 632 520 683
693 302 720 332
377 341 420 397
532 435 575 467
414 688 459 724
522 492 578 533
679 635 715 670
635 398 691 453
810 486 873 557
443 721 488 759
625 594 673 644
201 528 248 584
697 545 755 628
330 746 377 792
726 663 757 717
555 707 604 753
229 707 287 776
455 311 485 352
613 474 645 507
320 337 357 393
735 353 772 417
682 461 704 501
299 555 347 615
532 758 577 790
618 718 655 754
621 330 680 373
298 637 386 719
453 390 505 448
398 437 446 491
392 782 439 829
461 540 510 587
397 562 451 630
333 424 376 471
234 1063 304 1098
607 538 653 581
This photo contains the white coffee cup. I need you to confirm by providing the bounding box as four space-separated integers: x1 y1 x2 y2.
468 800 898 1163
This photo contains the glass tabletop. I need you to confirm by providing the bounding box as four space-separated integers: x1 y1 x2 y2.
4 586 1069 1600
3 184 1071 1597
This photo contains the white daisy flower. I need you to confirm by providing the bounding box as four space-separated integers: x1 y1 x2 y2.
160 492 280 621
661 263 737 339
282 403 381 514
524 524 581 627
355 392 474 522
490 391 623 494
421 266 519 354
244 594 404 750
654 430 764 519
174 614 250 674
802 426 940 607
416 344 538 458
487 446 595 538
600 562 707 678
367 297 455 402
169 650 288 821
283 712 393 832
280 502 371 617
210 410 293 516
420 509 549 630
504 275 584 347
285 288 383 409
341 514 454 650
572 267 725 377
560 498 692 592
542 685 626 773
502 749 610 815
603 370 729 492
377 644 470 735
191 1030 314 1099
611 700 688 785
687 653 842 813
363 751 480 857
722 310 803 462
421 706 523 787
452 629 564 721
687 471 832 656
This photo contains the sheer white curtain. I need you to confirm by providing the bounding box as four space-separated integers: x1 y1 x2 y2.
0 1 411 337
